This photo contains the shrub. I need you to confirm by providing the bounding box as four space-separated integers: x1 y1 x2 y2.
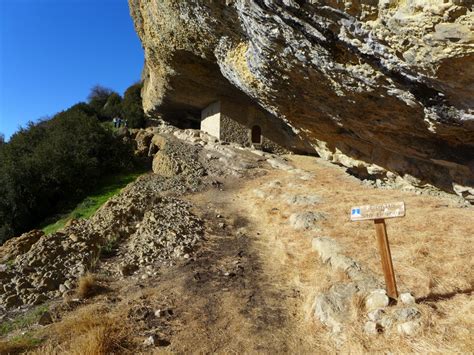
102 92 123 120
122 82 146 128
87 85 121 121
77 273 98 299
0 105 134 244
88 85 113 112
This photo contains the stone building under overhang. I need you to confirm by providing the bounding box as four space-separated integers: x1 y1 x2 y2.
200 100 313 154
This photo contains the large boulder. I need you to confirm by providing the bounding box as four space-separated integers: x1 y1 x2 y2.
151 134 206 177
128 0 474 200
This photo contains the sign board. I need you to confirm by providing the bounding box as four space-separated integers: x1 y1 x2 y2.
350 201 406 299
350 202 405 221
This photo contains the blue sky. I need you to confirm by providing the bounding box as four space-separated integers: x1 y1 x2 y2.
0 0 144 139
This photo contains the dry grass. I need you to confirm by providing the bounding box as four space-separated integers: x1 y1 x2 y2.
233 155 474 353
0 337 40 355
350 293 367 320
29 304 132 355
76 273 99 299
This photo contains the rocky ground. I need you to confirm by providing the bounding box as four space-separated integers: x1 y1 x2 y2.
0 123 472 353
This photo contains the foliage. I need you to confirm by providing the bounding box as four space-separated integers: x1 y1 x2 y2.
122 82 146 128
100 235 120 258
0 105 134 244
0 81 148 243
0 304 49 336
40 170 144 235
87 85 119 121
86 82 146 126
87 85 113 113
102 92 123 119
0 333 44 355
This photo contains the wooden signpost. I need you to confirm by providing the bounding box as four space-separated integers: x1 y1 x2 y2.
350 202 405 300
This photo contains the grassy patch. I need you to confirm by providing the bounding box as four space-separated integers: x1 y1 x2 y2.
0 333 44 355
99 235 120 258
5 259 15 270
0 304 49 336
40 170 145 235
32 304 133 354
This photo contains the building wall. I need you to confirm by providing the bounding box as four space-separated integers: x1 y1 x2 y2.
220 101 291 153
201 99 315 155
201 101 221 139
220 106 250 147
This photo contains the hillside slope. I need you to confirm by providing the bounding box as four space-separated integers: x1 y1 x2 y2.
1 124 472 353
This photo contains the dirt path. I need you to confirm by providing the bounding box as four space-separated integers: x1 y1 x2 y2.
174 155 473 353
3 153 472 353
141 173 324 353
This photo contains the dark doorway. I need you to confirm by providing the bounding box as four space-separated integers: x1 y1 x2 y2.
251 125 262 144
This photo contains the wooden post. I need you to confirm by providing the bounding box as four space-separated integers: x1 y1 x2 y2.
374 219 398 299
351 202 404 299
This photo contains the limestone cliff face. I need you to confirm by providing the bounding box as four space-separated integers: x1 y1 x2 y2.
128 0 474 199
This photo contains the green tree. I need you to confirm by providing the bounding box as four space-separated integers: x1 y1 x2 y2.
0 133 4 145
122 82 146 128
0 106 134 244
103 92 123 119
87 85 114 120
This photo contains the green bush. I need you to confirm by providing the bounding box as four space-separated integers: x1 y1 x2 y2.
87 85 124 121
122 82 146 128
87 85 113 116
103 92 123 119
0 105 134 244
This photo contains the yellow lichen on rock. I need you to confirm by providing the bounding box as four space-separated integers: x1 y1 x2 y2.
224 42 263 92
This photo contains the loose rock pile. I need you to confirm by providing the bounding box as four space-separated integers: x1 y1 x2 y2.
0 173 207 311
0 220 100 309
122 197 203 267
0 122 283 312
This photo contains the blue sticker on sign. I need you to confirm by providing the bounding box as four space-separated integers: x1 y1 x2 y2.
351 208 361 216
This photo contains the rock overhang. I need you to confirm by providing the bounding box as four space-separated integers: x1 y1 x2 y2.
128 0 474 200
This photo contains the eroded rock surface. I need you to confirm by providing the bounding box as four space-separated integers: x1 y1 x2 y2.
128 0 474 200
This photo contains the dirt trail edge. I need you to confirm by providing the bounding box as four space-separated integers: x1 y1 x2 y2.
1 124 472 354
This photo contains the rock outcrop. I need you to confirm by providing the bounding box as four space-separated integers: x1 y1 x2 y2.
128 0 474 201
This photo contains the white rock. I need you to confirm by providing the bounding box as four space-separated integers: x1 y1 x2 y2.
366 289 389 311
395 307 421 322
144 335 157 346
364 321 379 335
397 321 420 336
313 294 343 333
367 308 385 322
267 158 293 171
400 292 416 305
289 211 325 230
